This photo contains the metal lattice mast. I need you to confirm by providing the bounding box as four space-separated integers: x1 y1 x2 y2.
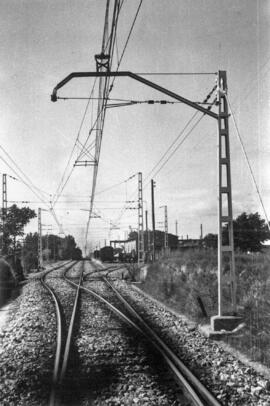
160 205 168 255
217 70 236 315
145 209 151 259
84 0 121 255
38 208 43 269
164 205 168 251
137 172 144 264
2 174 7 254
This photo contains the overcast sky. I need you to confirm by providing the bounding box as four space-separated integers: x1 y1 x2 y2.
0 0 269 251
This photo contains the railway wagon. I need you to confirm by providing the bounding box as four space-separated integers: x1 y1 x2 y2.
99 246 114 262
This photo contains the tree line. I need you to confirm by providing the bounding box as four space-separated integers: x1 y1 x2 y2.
129 212 270 253
0 204 82 275
203 212 270 252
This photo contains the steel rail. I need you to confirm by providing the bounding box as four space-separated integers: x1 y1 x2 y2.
40 261 80 406
40 277 63 406
59 266 83 383
83 263 126 280
103 278 221 406
65 275 219 406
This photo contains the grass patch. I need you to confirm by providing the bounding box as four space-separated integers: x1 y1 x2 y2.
140 249 270 367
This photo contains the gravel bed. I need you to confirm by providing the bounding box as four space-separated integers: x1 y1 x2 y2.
0 281 56 405
83 261 127 280
0 262 80 406
71 276 189 405
112 280 270 406
4 260 269 405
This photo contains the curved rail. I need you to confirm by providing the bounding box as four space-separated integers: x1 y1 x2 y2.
65 274 220 406
60 267 83 383
40 261 82 406
40 277 63 406
103 278 221 406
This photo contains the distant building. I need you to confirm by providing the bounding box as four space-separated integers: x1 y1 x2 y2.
178 237 202 250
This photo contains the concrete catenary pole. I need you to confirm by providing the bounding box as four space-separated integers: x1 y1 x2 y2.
38 208 43 270
137 172 144 265
151 179 156 261
216 70 236 321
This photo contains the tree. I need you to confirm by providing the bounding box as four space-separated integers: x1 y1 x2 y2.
23 232 39 272
61 235 82 260
233 212 270 252
203 233 218 249
0 205 36 255
203 212 270 253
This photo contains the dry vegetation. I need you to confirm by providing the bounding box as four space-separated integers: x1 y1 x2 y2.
140 249 270 368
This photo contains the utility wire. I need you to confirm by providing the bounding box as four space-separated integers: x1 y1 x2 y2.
0 150 64 234
0 154 49 206
108 0 143 94
95 173 137 196
146 114 205 185
84 1 122 251
0 145 50 198
226 94 270 232
113 89 217 225
52 77 98 207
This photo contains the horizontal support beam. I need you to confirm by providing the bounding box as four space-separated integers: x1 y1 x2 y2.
51 71 218 119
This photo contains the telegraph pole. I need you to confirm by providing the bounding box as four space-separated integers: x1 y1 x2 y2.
38 208 43 269
200 224 203 239
137 172 144 265
175 220 178 237
2 174 7 255
151 180 156 261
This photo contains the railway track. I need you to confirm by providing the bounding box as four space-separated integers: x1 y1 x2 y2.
32 259 220 405
40 261 83 406
2 259 269 405
66 260 220 406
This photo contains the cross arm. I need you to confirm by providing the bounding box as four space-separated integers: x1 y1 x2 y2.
51 71 218 119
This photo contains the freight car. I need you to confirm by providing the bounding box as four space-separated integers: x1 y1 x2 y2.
99 246 114 262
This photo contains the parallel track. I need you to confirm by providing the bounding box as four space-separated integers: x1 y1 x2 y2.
65 262 221 406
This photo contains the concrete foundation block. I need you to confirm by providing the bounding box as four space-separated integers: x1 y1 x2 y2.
211 315 242 332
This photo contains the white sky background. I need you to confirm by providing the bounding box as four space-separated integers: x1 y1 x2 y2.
0 0 269 251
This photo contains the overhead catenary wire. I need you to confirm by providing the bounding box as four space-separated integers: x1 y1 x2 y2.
112 87 217 224
0 153 64 234
0 145 51 198
226 94 270 232
0 145 66 233
107 0 144 95
51 77 98 207
84 2 122 251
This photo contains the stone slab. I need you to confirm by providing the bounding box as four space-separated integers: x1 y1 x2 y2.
211 315 242 332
